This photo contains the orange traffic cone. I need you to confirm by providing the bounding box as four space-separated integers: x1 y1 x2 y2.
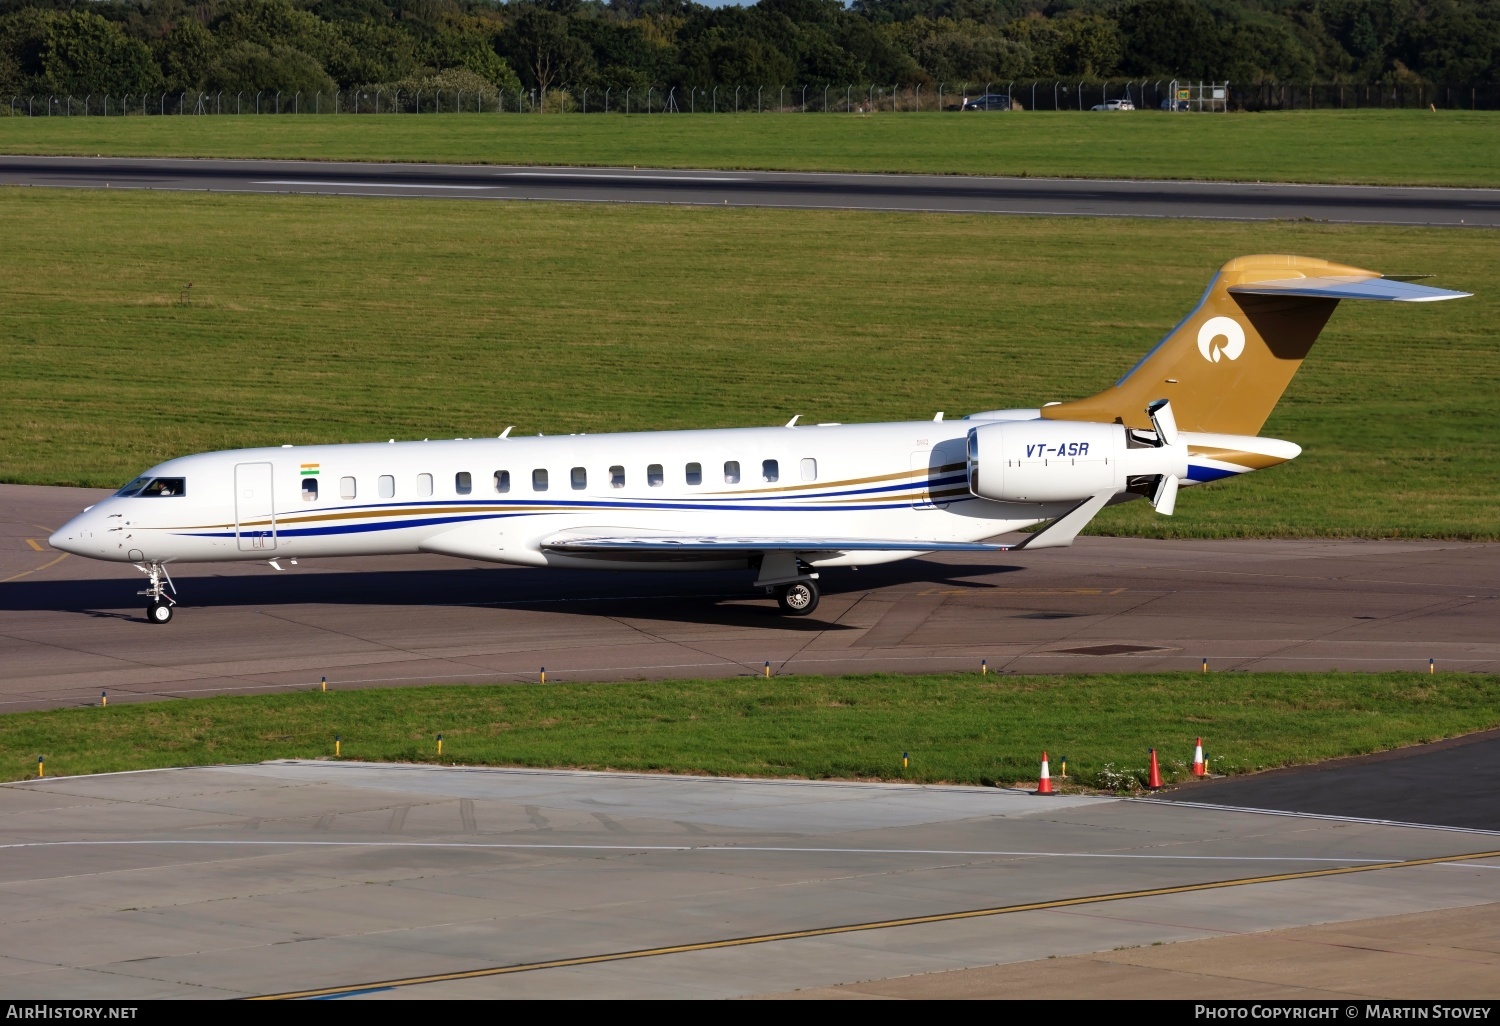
1147 748 1163 789
1192 737 1207 777
1036 751 1053 795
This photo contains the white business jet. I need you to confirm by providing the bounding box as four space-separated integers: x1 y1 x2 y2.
50 255 1468 624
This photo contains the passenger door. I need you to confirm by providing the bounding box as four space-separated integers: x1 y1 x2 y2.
235 462 276 551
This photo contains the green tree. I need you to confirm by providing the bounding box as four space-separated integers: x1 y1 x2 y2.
502 4 595 94
161 17 216 92
204 39 337 97
1118 0 1220 78
40 11 160 95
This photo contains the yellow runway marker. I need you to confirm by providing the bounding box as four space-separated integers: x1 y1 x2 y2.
250 846 1500 1000
25 538 44 551
1 553 68 584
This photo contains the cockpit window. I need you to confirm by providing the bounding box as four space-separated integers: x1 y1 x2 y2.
131 477 187 498
114 476 150 497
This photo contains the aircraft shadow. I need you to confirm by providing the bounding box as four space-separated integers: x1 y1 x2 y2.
0 559 1021 630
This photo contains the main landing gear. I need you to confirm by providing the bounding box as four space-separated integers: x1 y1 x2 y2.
775 579 820 616
134 561 177 625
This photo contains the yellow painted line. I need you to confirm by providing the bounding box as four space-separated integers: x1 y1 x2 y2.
0 552 68 584
918 587 1126 596
249 846 1500 1000
24 538 44 552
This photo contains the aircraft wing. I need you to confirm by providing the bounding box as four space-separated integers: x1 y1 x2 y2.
542 536 1011 557
1227 276 1471 302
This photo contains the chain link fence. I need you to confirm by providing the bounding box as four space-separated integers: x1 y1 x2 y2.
5 80 1496 116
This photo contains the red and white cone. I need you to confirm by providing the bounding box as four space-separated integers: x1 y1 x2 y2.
1147 748 1163 789
1192 737 1207 777
1036 751 1053 794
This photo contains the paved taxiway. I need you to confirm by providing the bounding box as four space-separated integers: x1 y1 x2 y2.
2 155 1497 225
1168 727 1500 832
4 484 1497 713
1 761 1497 999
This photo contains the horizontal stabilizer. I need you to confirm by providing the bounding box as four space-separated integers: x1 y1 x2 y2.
543 536 1009 555
1227 276 1471 303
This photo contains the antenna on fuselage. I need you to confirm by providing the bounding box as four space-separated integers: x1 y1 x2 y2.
500 426 513 438
785 415 800 428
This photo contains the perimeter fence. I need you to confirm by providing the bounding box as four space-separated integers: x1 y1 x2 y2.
4 79 1497 116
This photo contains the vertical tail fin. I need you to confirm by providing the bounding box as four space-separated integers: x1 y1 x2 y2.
1041 255 1469 435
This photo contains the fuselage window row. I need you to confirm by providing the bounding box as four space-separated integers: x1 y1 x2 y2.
311 458 805 503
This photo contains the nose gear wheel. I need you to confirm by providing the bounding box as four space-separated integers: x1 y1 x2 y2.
133 561 178 624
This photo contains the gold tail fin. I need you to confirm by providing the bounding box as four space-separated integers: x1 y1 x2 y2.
1042 255 1370 435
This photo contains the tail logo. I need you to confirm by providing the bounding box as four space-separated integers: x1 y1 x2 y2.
1197 316 1246 363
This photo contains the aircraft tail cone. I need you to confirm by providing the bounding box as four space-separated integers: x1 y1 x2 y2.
1192 737 1207 777
1036 751 1053 795
1148 748 1163 789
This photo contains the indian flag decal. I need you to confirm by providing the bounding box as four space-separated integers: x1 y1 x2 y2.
300 463 320 477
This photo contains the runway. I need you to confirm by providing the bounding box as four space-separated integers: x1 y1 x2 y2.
3 484 1498 714
3 155 1497 225
1 761 1497 998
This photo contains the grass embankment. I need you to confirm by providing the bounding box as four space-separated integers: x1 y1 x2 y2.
6 673 1496 788
1 110 1496 187
2 188 1494 538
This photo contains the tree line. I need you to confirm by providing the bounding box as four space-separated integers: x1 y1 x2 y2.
0 0 1495 104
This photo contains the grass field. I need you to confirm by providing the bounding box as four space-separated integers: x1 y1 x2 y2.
2 187 1494 538
1 111 1497 187
6 673 1495 788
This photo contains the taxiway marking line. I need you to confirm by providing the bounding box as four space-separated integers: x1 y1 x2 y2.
0 552 67 583
24 538 44 551
0 839 1395 864
249 846 1500 1000
496 172 750 182
252 180 502 190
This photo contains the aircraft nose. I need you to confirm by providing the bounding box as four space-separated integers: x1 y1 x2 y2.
48 512 94 556
48 526 82 555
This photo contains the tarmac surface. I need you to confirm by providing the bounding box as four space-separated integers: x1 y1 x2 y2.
1164 728 1500 832
1 761 1497 999
766 902 1500 998
4 484 1498 714
3 155 1498 225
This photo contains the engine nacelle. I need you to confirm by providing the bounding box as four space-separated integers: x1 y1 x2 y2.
966 420 1186 503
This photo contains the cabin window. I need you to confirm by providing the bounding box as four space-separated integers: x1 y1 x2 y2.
302 478 319 502
648 464 664 487
800 458 817 482
417 473 433 497
685 462 702 486
533 468 548 492
455 472 472 495
762 459 779 483
378 475 395 498
610 465 625 488
340 476 356 500
724 461 740 484
494 470 510 494
571 467 587 490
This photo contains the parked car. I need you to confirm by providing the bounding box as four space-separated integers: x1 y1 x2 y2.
1160 98 1192 111
962 93 1012 111
1090 99 1136 111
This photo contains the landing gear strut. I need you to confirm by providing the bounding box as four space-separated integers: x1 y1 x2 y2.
775 579 820 616
134 561 177 624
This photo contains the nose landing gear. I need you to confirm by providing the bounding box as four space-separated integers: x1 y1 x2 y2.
134 561 177 624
